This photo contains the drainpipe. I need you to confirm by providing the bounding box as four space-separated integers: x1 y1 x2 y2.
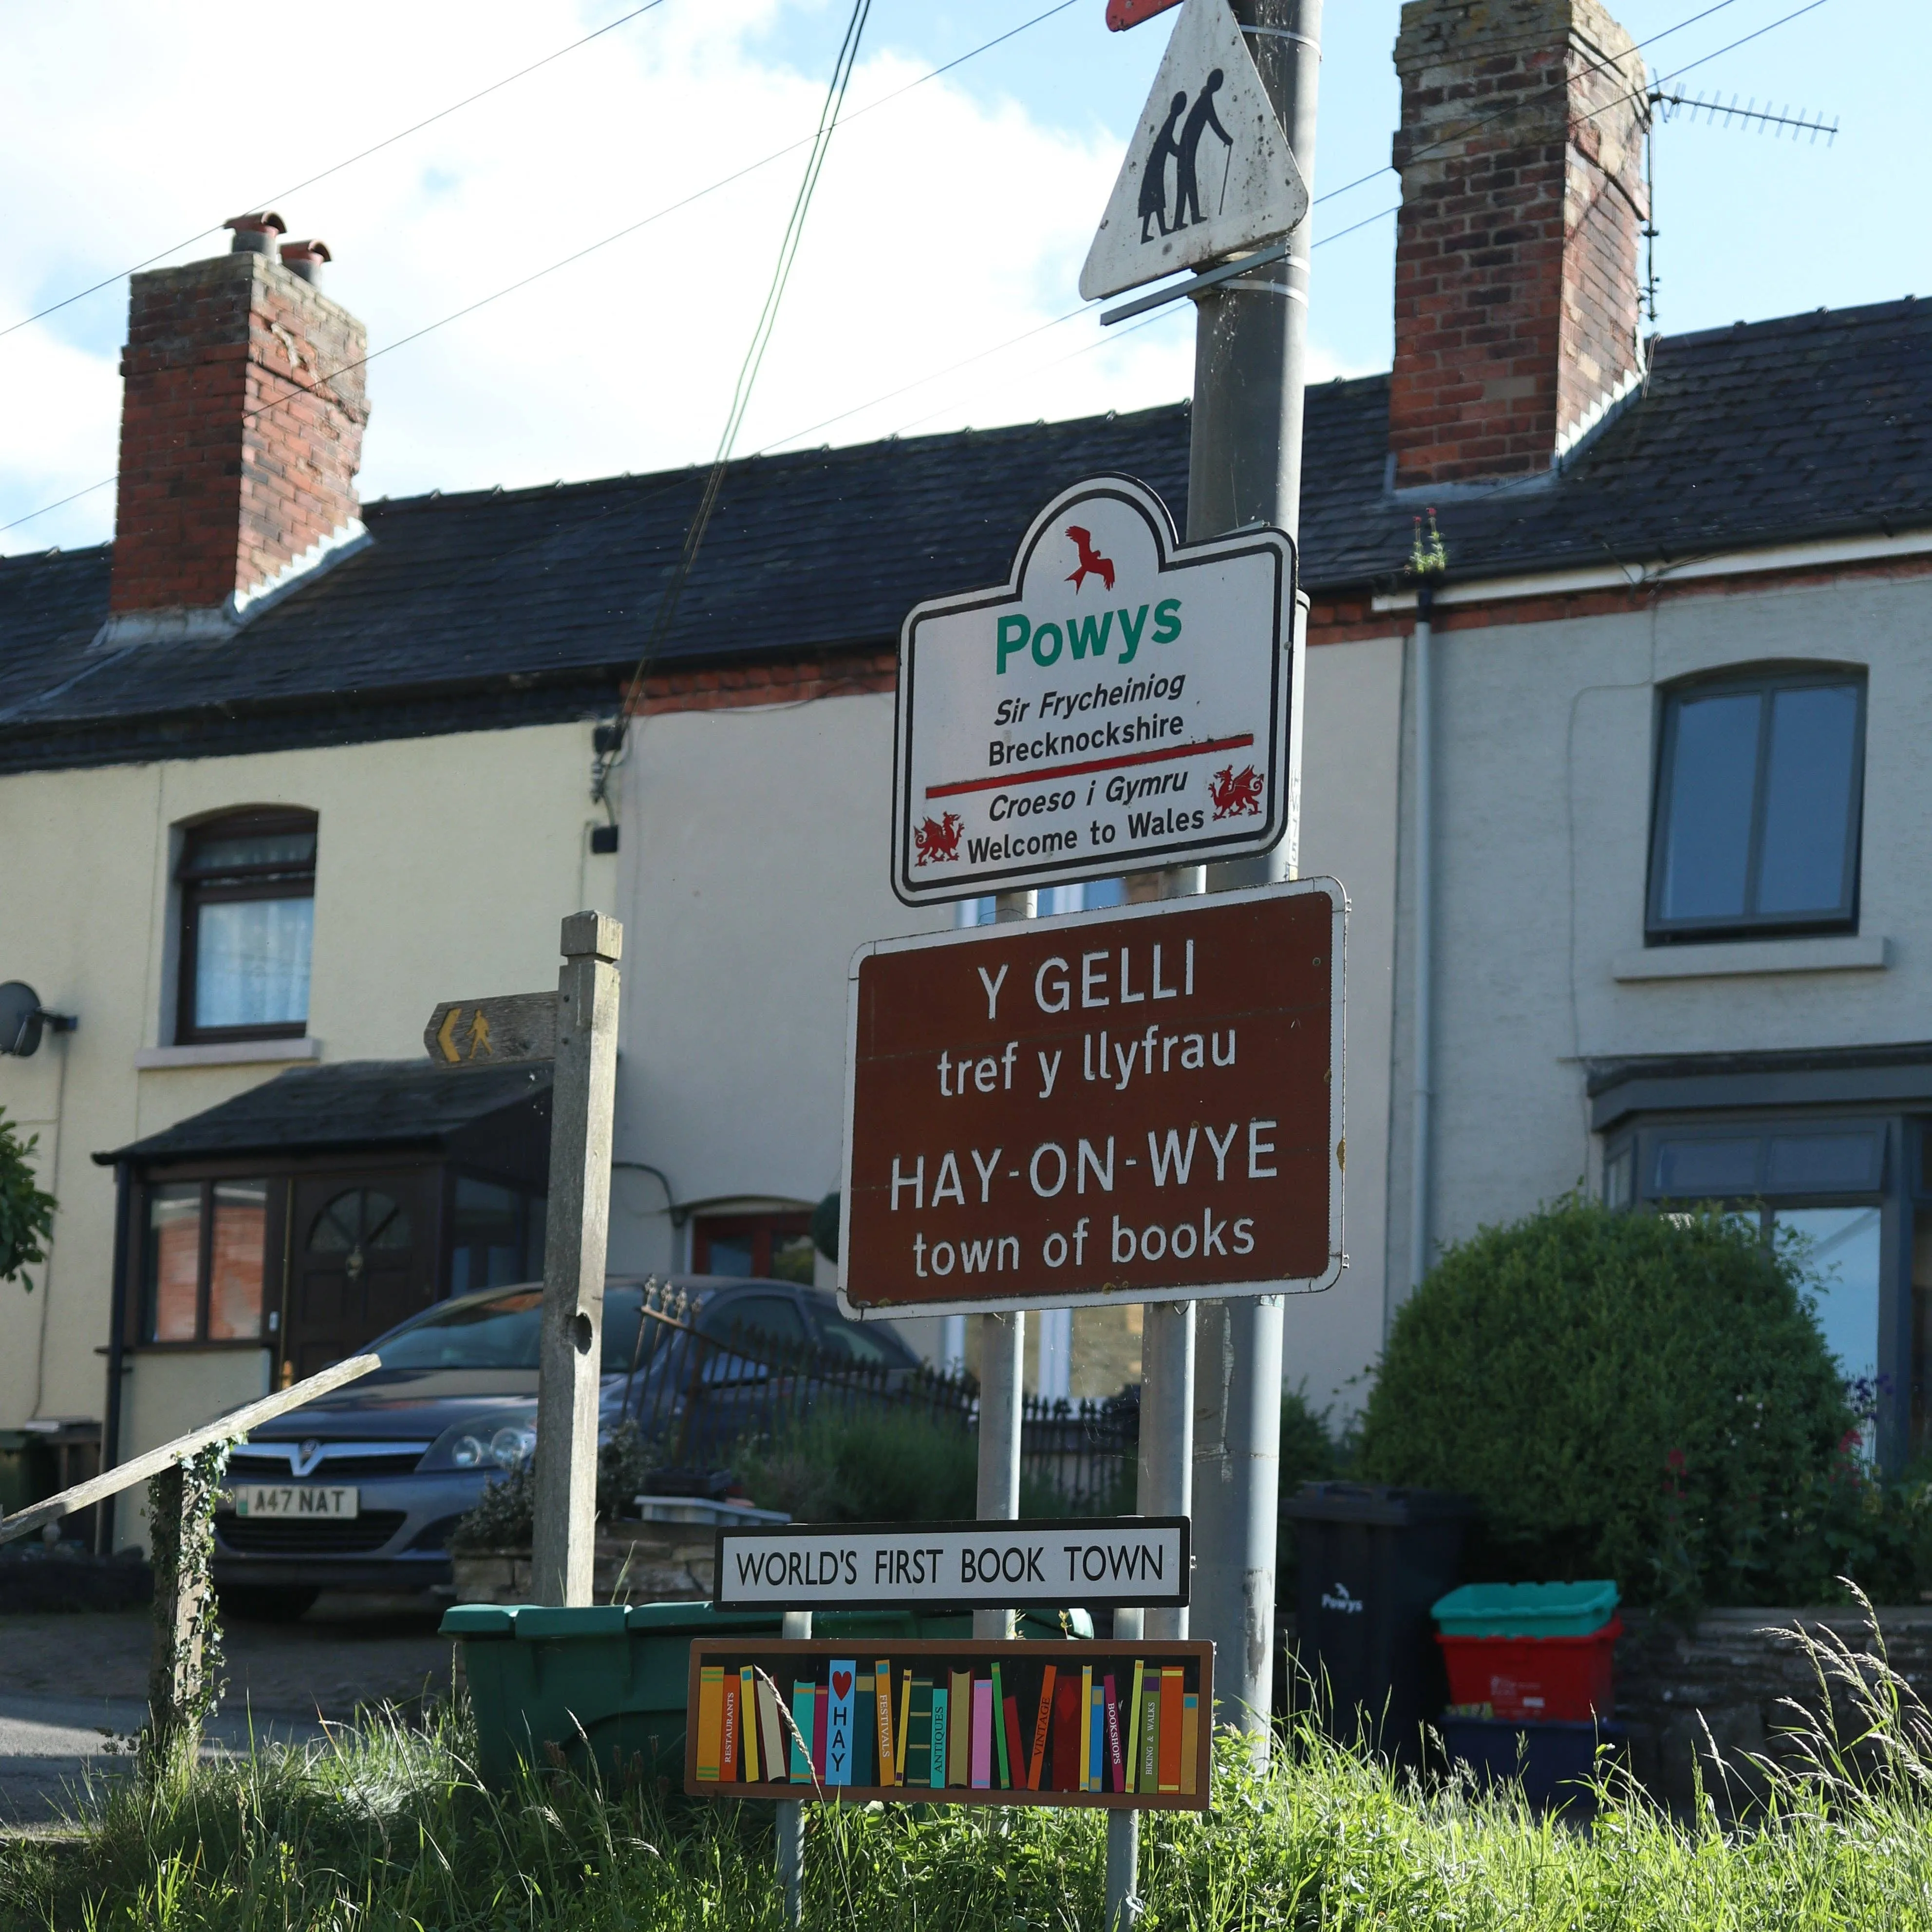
97 1161 132 1554
1407 581 1436 1296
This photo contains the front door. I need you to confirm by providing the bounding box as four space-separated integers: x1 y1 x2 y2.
286 1174 433 1379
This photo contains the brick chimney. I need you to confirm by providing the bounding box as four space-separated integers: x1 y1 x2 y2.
1388 0 1649 489
103 215 370 642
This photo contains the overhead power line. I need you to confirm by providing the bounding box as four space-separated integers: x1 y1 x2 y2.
0 0 1078 543
0 0 672 344
614 0 874 731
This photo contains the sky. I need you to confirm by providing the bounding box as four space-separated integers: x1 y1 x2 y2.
0 0 1919 557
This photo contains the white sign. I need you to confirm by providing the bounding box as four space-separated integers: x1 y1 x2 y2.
713 1517 1191 1610
1080 0 1310 302
891 475 1295 906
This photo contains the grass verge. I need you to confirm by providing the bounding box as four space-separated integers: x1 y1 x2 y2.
6 1605 1932 1929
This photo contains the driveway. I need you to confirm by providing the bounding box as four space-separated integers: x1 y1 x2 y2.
0 1594 453 1824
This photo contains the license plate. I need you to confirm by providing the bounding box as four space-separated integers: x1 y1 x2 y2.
225 1485 359 1519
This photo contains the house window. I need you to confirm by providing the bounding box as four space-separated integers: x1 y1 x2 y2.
449 1176 547 1295
692 1212 816 1284
141 1179 271 1344
1647 671 1864 941
177 810 318 1041
1606 1116 1890 1451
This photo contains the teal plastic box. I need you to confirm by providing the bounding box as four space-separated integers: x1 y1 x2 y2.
444 1600 1092 1789
1430 1580 1619 1638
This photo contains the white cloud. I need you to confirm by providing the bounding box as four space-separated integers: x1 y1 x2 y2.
3 0 1331 558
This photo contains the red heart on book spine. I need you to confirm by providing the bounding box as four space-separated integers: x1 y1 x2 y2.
832 1671 853 1699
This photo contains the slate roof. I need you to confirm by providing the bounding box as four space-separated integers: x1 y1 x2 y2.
95 1059 551 1164
4 296 1927 775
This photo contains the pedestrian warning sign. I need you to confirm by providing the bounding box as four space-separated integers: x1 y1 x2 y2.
1079 0 1309 302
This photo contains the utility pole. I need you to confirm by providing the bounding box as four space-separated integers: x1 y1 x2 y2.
530 911 623 1605
1190 0 1324 1753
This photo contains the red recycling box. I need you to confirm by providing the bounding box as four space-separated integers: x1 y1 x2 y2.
1436 1617 1623 1722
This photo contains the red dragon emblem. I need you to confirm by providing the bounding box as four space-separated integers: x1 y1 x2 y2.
1208 765 1264 819
914 813 964 864
1065 525 1115 594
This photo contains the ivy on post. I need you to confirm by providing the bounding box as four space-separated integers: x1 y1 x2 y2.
144 1442 229 1774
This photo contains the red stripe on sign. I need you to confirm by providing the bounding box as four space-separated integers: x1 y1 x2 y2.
1106 0 1182 27
926 734 1256 800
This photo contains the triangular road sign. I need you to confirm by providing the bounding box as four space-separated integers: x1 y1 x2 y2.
1079 0 1310 302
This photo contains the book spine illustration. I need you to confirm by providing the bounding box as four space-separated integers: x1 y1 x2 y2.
757 1676 787 1784
907 1678 934 1786
1053 1669 1082 1791
876 1661 897 1787
1139 1680 1160 1795
897 1669 914 1782
1027 1665 1057 1791
696 1665 724 1782
1104 1673 1125 1793
930 1686 950 1791
991 1663 1011 1788
1125 1660 1145 1793
826 1659 857 1787
813 1684 829 1779
1088 1673 1104 1792
1077 1666 1093 1791
1003 1694 1025 1793
953 1670 975 1786
1181 1691 1199 1796
789 1681 816 1783
854 1687 876 1787
719 1674 740 1782
971 1678 994 1788
1158 1667 1182 1793
739 1668 759 1782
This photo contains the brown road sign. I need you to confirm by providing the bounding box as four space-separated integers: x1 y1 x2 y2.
423 992 556 1066
839 879 1343 1317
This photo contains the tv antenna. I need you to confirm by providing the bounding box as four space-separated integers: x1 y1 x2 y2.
1641 88 1841 328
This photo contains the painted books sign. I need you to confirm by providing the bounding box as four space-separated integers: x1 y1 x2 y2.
890 475 1296 905
686 1639 1213 1812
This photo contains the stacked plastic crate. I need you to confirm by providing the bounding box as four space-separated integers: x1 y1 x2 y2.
1430 1581 1625 1810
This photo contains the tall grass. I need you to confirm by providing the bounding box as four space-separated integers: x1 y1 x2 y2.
8 1604 1932 1929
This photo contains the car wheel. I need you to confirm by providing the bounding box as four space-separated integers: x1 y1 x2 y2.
218 1585 319 1624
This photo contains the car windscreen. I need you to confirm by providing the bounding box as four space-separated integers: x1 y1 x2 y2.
378 1284 655 1375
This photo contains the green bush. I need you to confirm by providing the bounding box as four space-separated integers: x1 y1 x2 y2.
448 1421 659 1553
0 1108 54 1291
735 1406 1109 1523
1356 1198 1857 1613
736 1407 979 1522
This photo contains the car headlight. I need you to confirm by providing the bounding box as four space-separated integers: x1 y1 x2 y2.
451 1434 487 1468
490 1426 537 1470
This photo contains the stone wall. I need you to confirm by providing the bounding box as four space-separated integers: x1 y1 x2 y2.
1614 1603 1932 1812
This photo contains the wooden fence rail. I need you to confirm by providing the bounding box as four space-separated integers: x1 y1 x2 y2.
0 1352 382 1766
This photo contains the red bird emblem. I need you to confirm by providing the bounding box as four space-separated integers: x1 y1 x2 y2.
1208 765 1264 819
914 813 964 864
1066 525 1115 594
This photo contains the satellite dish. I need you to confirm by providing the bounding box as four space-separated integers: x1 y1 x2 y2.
0 983 45 1057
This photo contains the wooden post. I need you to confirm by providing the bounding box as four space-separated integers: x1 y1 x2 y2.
531 911 623 1607
144 1445 224 1773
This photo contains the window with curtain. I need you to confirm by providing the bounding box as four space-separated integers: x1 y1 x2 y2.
1647 671 1864 940
176 810 318 1041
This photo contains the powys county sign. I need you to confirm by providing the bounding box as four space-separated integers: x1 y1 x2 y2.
891 475 1296 906
840 879 1343 1318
